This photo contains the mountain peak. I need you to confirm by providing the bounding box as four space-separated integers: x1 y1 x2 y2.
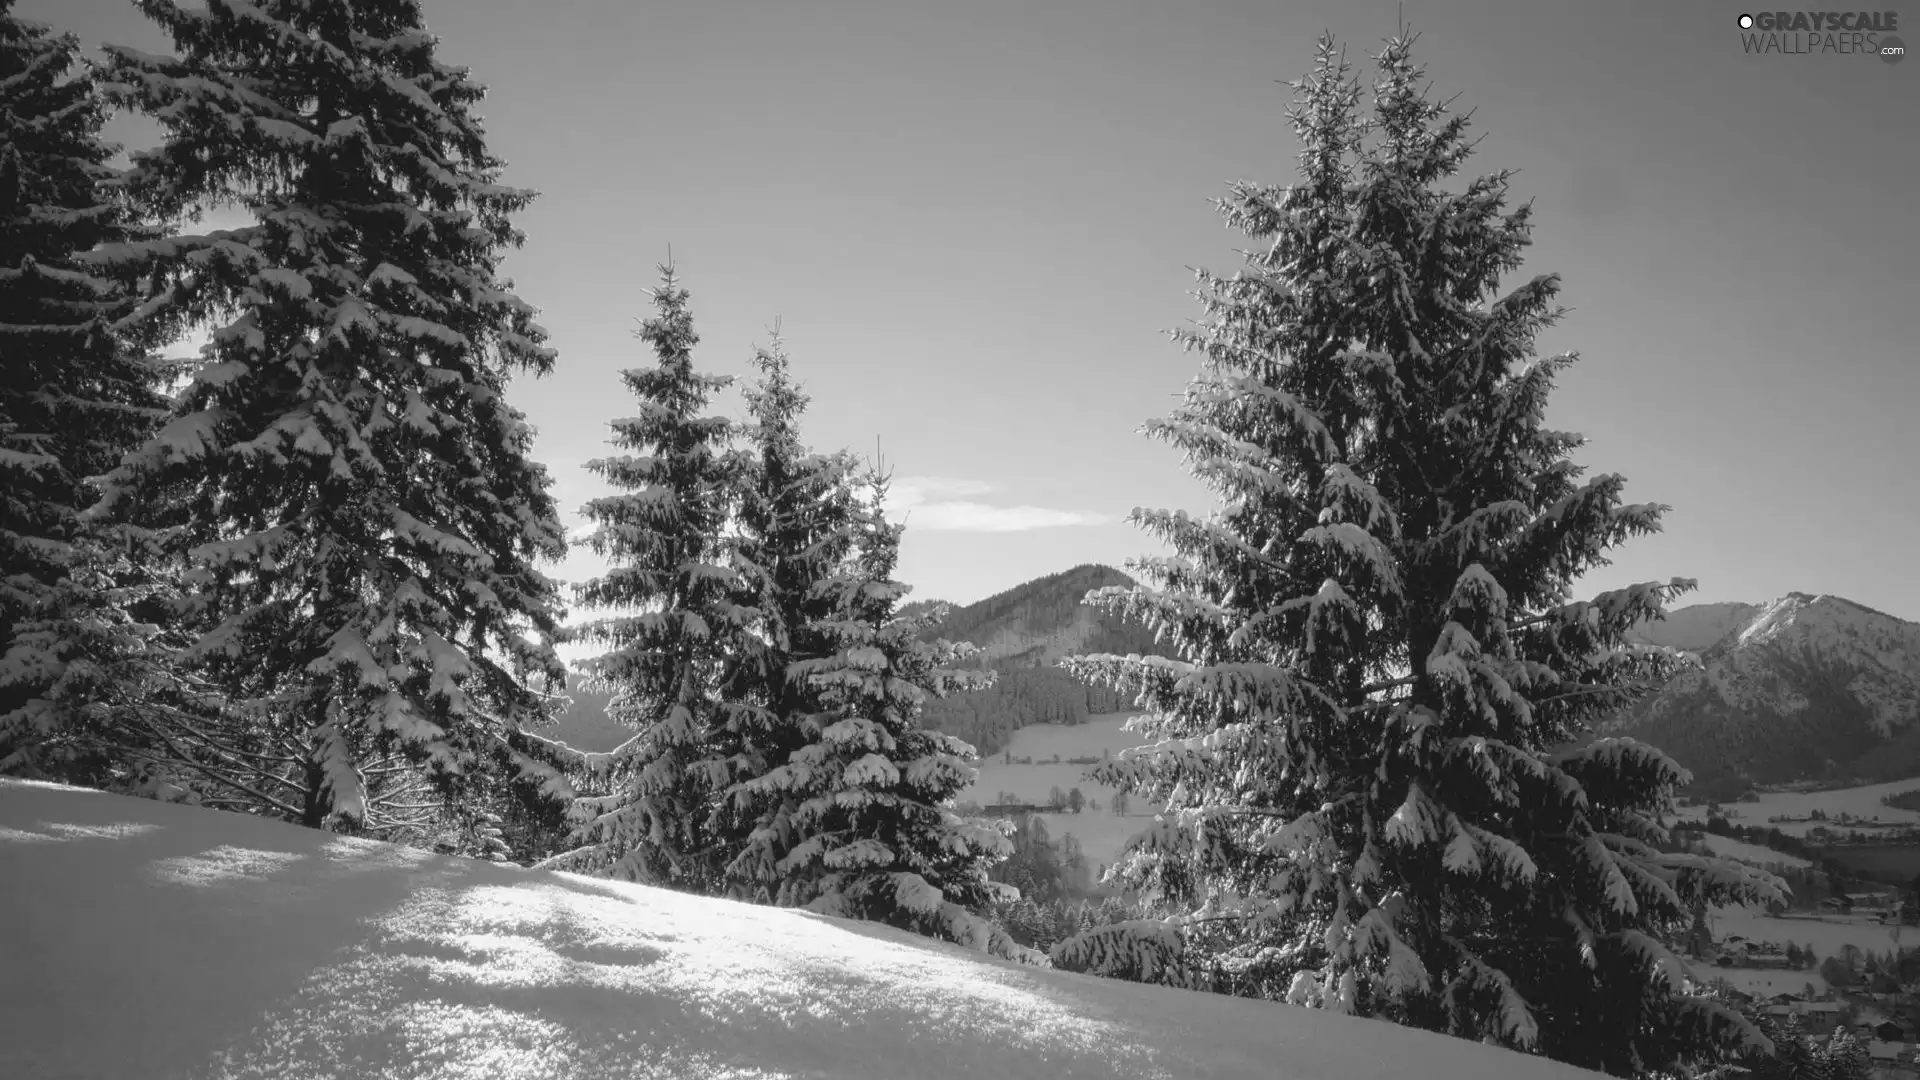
1734 591 1916 653
1613 591 1920 795
930 564 1141 663
1776 591 1903 620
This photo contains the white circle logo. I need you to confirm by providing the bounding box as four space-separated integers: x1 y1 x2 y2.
1738 13 1755 28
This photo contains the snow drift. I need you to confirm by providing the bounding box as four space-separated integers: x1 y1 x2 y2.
0 778 1607 1079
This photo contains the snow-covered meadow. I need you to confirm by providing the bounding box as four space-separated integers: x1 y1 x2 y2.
1674 780 1920 838
1707 906 1911 961
962 714 1155 871
1701 967 1830 998
1692 833 1814 870
0 778 1614 1080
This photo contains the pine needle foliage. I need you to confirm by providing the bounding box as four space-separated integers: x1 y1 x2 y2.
88 0 570 838
1050 31 1785 1077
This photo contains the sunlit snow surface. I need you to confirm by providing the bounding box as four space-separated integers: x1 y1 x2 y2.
0 779 1607 1079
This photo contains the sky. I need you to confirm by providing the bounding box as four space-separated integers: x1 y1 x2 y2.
26 0 1920 624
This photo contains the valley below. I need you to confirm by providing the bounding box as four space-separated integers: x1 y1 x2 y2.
957 713 1154 878
544 571 1920 920
1678 778 1920 887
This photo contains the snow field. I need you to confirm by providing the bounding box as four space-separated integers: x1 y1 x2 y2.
1700 967 1830 998
1693 833 1814 869
1709 906 1910 961
979 716 1158 762
0 778 1611 1080
1674 780 1920 838
962 715 1157 870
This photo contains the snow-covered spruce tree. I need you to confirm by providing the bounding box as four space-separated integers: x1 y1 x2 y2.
1049 32 1782 1076
534 266 757 889
0 3 187 793
1692 990 1851 1080
87 0 571 839
1823 1028 1872 1080
737 469 1032 961
717 329 865 899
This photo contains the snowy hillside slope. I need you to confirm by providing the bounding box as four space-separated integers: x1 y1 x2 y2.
0 779 1610 1080
1726 595 1920 736
1625 601 1761 657
1612 594 1920 792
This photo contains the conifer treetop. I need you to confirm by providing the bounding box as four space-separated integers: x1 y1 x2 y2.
544 266 758 889
572 262 742 630
97 0 554 379
730 464 1027 962
743 322 808 451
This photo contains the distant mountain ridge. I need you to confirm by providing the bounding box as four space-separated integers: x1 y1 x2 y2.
896 598 947 622
927 564 1161 666
1610 593 1920 797
538 576 1920 794
915 564 1162 759
1623 602 1760 657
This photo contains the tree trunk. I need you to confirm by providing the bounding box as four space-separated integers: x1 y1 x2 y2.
300 752 328 829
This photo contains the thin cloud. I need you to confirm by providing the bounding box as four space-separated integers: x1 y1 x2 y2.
889 477 996 500
888 476 1110 533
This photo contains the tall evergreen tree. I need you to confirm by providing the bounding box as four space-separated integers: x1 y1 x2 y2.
536 266 755 888
719 329 863 898
88 0 570 839
1736 1007 1836 1080
1050 32 1782 1075
740 471 1030 960
0 2 181 791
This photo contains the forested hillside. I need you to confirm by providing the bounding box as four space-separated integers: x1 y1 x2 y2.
933 564 1148 656
916 565 1162 758
896 598 948 621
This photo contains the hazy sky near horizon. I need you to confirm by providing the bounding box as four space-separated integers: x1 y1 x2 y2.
30 0 1920 622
